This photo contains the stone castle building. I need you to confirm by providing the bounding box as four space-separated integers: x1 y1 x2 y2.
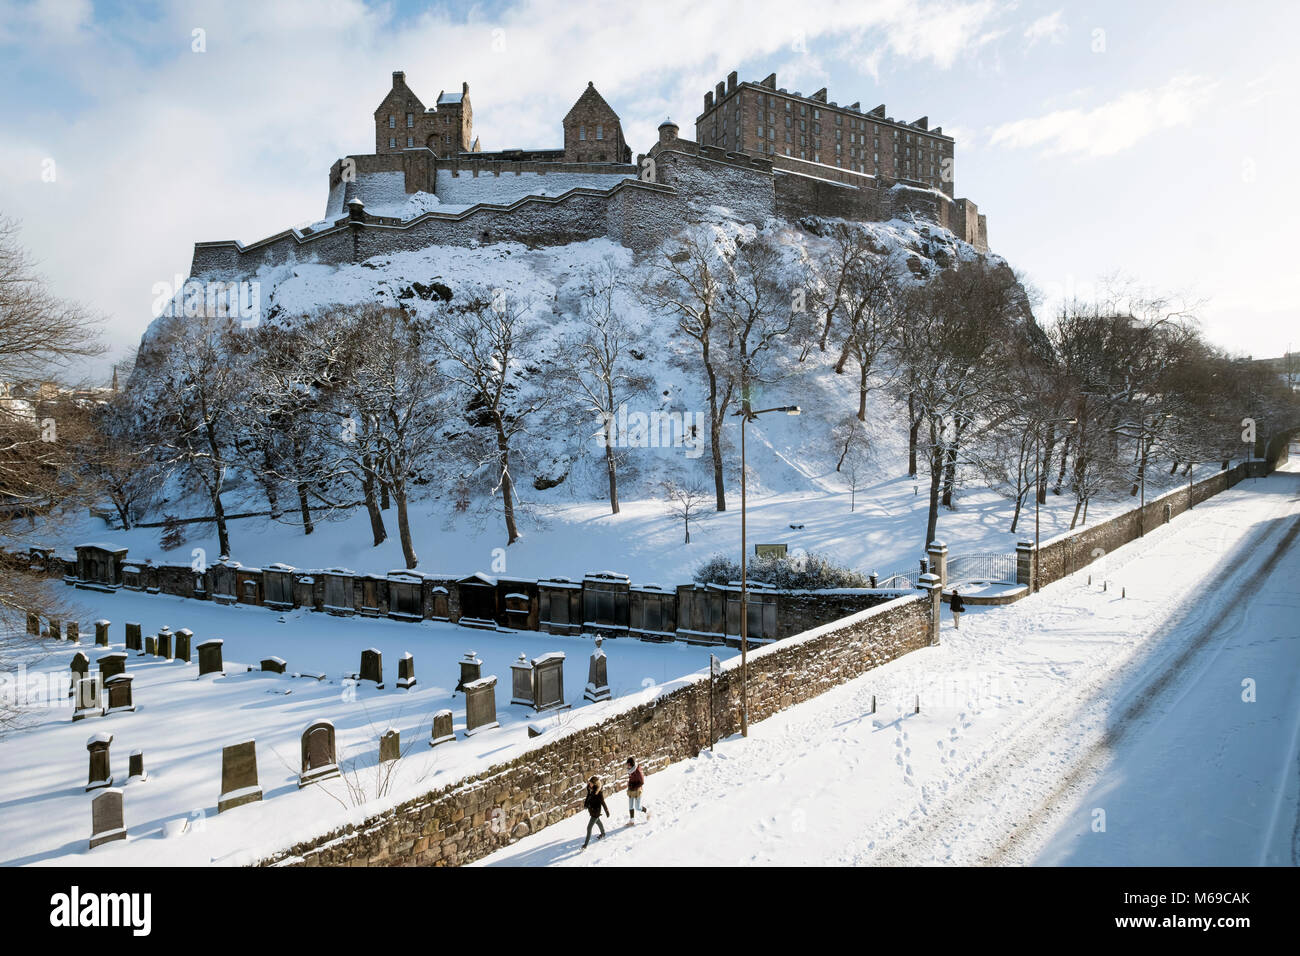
190 69 987 278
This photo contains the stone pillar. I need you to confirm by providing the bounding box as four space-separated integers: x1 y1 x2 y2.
66 621 80 643
1016 540 1035 591
429 709 455 747
157 626 173 658
926 541 948 588
97 651 127 680
919 572 942 646
395 653 416 689
94 619 111 647
455 651 482 693
86 732 114 791
510 653 534 706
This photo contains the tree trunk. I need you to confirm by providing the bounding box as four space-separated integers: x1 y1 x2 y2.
1130 439 1150 497
941 419 965 509
1070 495 1083 530
361 456 387 546
1039 427 1056 505
211 486 230 557
924 421 943 546
297 482 314 535
603 413 619 515
704 356 726 511
1009 490 1023 534
907 393 919 477
496 422 520 544
1053 436 1071 495
857 363 869 422
393 480 417 568
380 480 390 511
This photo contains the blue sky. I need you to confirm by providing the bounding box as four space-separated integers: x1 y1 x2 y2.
1 0 1295 378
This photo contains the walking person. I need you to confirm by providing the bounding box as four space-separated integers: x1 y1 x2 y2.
625 756 650 825
581 775 610 849
949 588 966 629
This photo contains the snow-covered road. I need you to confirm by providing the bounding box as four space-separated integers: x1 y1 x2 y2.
479 461 1300 866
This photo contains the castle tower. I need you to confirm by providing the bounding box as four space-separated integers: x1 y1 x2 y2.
563 82 631 164
373 73 476 157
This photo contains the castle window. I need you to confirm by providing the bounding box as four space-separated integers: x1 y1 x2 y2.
785 101 791 111
406 113 414 127
388 115 395 128
389 137 396 149
406 136 413 147
814 109 820 119
579 126 586 140
596 124 603 140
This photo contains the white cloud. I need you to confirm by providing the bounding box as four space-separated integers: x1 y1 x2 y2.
1023 9 1066 48
987 74 1217 158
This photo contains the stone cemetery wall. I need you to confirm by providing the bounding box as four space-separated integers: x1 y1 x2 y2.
259 593 930 868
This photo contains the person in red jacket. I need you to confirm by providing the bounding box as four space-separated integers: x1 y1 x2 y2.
625 756 650 825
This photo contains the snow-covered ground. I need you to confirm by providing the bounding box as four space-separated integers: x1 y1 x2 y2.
478 456 1300 866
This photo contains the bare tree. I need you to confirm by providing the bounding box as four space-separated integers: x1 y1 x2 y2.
660 479 709 544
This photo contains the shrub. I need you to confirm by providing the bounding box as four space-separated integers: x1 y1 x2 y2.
692 550 871 590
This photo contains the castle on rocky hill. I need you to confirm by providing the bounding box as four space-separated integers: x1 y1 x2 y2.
190 70 988 279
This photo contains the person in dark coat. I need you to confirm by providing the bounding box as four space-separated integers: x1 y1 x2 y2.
625 756 649 825
949 589 966 628
582 775 610 848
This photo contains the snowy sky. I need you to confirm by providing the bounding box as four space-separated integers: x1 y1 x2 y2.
0 0 1296 380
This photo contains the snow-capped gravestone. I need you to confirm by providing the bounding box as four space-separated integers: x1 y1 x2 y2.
463 676 499 736
397 653 416 689
197 639 224 676
359 648 383 689
510 654 533 706
89 789 126 850
298 720 340 788
157 627 172 660
174 629 193 663
145 635 158 657
97 651 127 681
105 675 136 715
261 657 286 674
47 618 61 640
532 653 570 714
73 676 104 721
584 638 611 703
69 652 90 699
26 612 39 636
456 651 482 693
94 620 110 647
124 622 142 653
128 750 147 783
429 709 454 747
379 728 400 763
86 733 114 791
217 741 262 812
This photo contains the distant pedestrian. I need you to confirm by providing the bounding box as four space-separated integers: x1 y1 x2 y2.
581 775 610 848
625 756 650 825
949 589 966 628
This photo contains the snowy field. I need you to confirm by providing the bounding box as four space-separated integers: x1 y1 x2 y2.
479 456 1300 866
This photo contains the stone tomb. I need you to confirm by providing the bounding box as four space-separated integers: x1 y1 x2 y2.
463 676 499 736
429 709 455 747
455 651 481 693
89 788 126 850
531 652 570 713
217 740 262 812
86 732 114 790
299 720 340 787
261 657 287 674
396 653 416 689
379 728 400 763
94 619 111 647
69 651 89 699
105 674 136 715
197 639 224 676
584 638 611 703
174 628 193 663
359 648 383 688
97 651 127 681
510 653 533 706
124 622 142 652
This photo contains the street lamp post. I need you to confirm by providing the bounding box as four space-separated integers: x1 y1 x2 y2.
1034 417 1076 592
734 400 800 737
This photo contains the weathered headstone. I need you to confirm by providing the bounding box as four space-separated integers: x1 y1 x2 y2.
26 611 39 636
144 635 157 657
455 651 482 693
532 652 569 713
124 622 142 652
379 728 400 763
128 750 147 783
105 674 136 715
66 621 80 643
260 657 286 674
94 619 111 647
584 638 611 703
510 653 533 706
174 628 193 663
86 732 114 791
73 675 104 721
197 639 224 677
157 630 172 660
47 618 61 640
463 676 499 736
217 740 262 812
359 648 383 688
69 651 90 699
97 651 127 681
397 652 416 689
298 720 340 787
89 788 126 849
429 709 455 747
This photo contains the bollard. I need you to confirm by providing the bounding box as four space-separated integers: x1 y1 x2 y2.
914 694 920 715
870 694 876 715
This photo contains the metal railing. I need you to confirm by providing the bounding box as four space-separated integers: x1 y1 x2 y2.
947 552 1017 585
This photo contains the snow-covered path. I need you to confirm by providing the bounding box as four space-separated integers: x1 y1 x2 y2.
478 462 1300 866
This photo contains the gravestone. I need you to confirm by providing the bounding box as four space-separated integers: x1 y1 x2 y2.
47 618 61 640
94 619 111 647
86 732 114 790
359 648 383 688
397 653 416 690
260 657 286 674
128 750 147 783
124 622 142 652
510 653 534 706
379 728 400 763
197 639 224 677
66 621 80 643
429 709 455 747
455 651 481 693
73 675 104 721
69 651 90 699
217 740 262 812
463 676 499 736
26 612 39 636
89 789 126 849
298 720 340 787
584 638 611 703
145 636 157 657
105 674 136 715
174 629 193 663
531 652 570 713
98 651 127 681
157 630 172 660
